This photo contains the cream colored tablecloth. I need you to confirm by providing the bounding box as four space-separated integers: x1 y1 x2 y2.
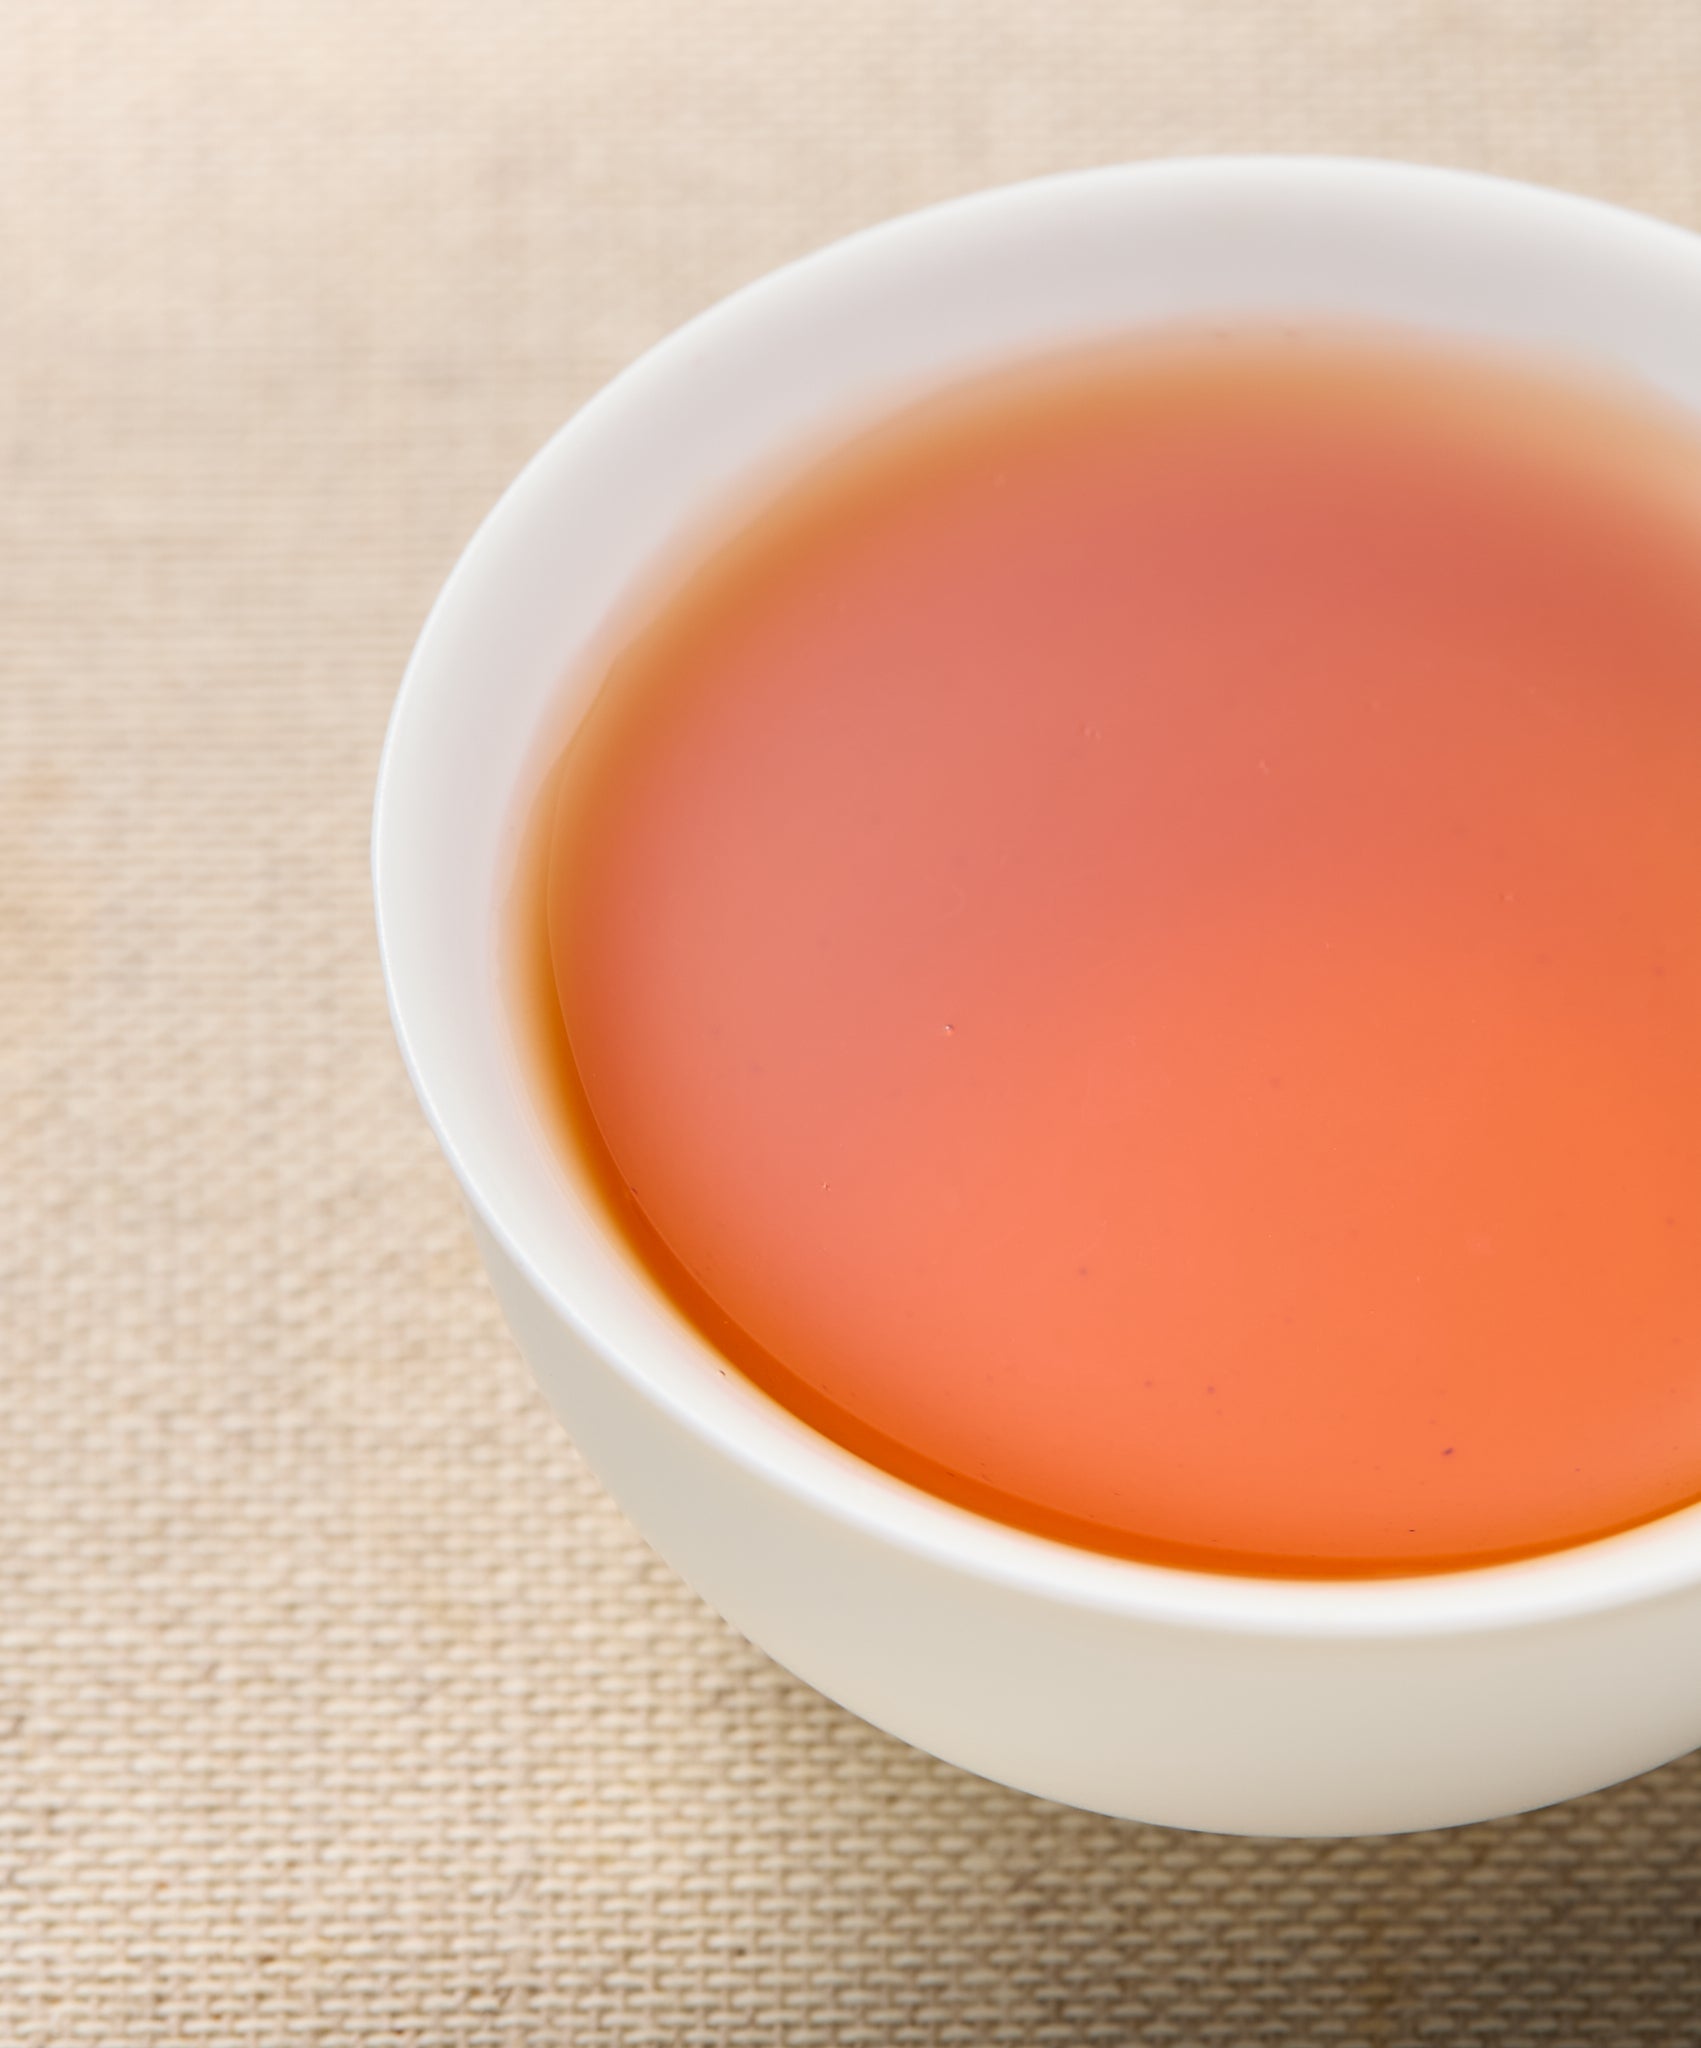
6 4 1701 2040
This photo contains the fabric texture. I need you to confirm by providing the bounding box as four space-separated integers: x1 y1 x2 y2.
6 3 1701 2039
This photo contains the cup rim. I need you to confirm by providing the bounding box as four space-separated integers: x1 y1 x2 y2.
374 154 1701 1642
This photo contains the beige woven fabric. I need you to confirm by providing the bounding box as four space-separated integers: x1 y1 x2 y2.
7 3 1701 2040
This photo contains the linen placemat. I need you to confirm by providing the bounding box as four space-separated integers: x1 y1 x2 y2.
6 3 1701 2039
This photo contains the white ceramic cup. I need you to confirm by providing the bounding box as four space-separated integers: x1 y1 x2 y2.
374 158 1701 1837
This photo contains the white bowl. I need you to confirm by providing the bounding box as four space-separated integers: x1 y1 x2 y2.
373 158 1701 1837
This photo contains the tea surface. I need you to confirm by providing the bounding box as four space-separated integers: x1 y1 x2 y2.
539 336 1701 1574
